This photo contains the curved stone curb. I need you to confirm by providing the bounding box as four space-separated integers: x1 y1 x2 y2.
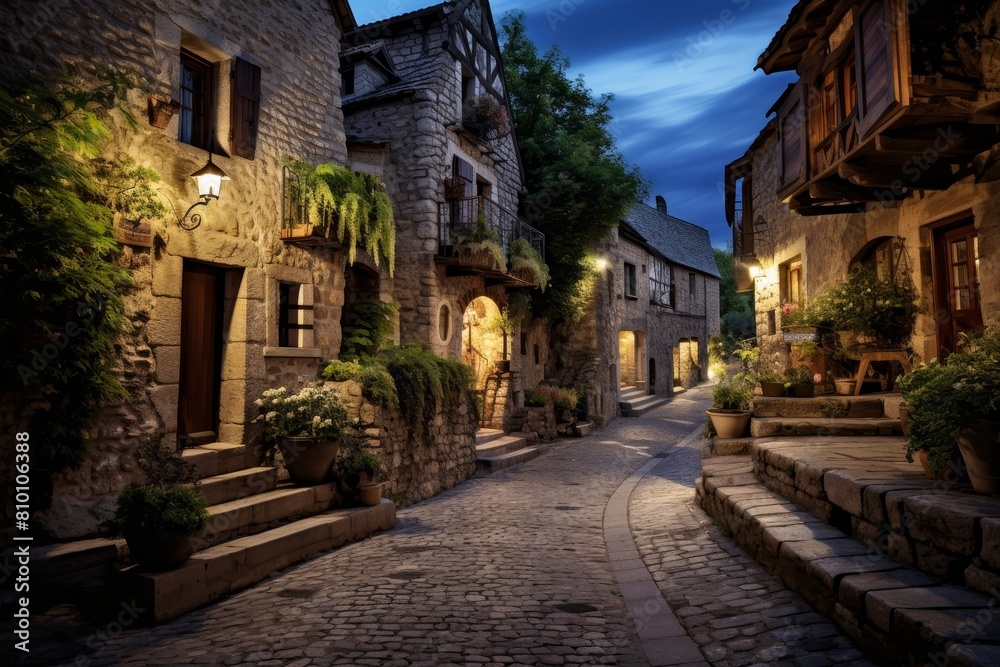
604 424 710 667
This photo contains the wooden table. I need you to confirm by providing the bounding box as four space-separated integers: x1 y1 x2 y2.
854 350 912 395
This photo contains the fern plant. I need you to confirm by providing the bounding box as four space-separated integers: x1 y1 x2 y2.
339 300 398 361
508 238 549 291
283 158 396 275
454 213 507 272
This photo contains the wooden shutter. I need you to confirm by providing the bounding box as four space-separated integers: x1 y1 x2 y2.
453 156 475 197
231 58 261 159
741 175 755 258
778 84 807 191
856 0 897 137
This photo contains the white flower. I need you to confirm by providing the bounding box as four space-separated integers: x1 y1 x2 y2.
266 411 278 421
312 415 321 425
286 412 295 419
299 406 308 412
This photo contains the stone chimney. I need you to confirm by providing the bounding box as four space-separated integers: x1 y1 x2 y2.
655 195 667 216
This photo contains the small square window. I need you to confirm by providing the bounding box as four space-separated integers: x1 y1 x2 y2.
279 283 313 348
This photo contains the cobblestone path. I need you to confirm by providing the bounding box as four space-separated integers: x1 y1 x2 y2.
629 431 876 667
26 385 874 667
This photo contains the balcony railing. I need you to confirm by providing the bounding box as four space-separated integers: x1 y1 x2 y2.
438 196 545 259
280 165 341 248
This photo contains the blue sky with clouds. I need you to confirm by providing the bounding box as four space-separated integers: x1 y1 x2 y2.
349 0 798 247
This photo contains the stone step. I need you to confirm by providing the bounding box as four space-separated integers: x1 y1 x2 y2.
476 445 542 473
182 443 256 479
751 417 901 438
620 396 670 417
696 457 1000 667
124 500 396 623
197 466 278 506
198 483 336 547
703 436 754 459
475 428 506 445
620 387 646 401
752 396 886 419
475 435 528 458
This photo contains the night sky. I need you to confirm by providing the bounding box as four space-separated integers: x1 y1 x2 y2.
350 0 799 247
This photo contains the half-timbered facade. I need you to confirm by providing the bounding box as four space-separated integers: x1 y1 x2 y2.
342 0 544 426
727 0 1000 363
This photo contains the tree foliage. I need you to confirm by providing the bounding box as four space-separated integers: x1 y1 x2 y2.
500 12 648 317
0 69 143 510
714 249 754 354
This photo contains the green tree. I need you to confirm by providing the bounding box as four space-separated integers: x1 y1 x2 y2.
500 12 647 317
0 69 142 511
714 248 755 353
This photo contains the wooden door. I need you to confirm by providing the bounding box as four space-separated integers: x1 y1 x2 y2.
178 263 223 438
934 221 984 359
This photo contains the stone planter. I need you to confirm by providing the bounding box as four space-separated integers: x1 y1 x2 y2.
358 483 383 506
956 419 1000 494
278 437 341 486
706 410 751 439
124 528 197 571
834 379 856 395
760 382 786 397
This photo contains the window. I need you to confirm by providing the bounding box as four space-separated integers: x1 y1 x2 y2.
179 49 212 149
278 283 312 348
780 257 803 305
725 160 754 260
650 258 672 307
777 84 807 190
231 58 261 159
689 273 696 297
438 303 451 343
520 333 527 356
624 263 637 299
820 50 857 136
342 67 355 96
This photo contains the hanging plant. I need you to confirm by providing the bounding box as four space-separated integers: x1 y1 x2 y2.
508 238 549 291
454 213 506 272
283 158 396 275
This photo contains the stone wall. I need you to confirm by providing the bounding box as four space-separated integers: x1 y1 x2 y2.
333 380 477 506
0 0 352 538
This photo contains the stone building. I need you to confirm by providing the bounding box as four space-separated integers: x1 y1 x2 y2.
726 0 1000 364
340 0 545 427
590 198 721 422
1 0 358 537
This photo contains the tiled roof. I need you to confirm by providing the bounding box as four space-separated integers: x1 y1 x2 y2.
624 204 721 279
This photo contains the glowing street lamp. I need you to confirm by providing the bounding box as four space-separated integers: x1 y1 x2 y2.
178 153 230 230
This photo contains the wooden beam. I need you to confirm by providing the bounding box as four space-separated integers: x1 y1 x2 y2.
808 180 895 202
837 161 955 190
793 203 874 217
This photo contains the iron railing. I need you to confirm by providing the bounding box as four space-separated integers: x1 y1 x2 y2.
438 196 545 259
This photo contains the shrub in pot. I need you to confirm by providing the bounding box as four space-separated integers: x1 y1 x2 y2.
900 325 999 489
256 383 349 485
706 381 754 439
759 373 786 397
111 485 211 570
784 366 817 398
336 438 386 506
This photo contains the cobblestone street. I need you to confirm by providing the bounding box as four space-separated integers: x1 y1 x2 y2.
26 385 875 667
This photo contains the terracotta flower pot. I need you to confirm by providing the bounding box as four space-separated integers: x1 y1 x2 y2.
124 528 197 571
278 437 341 486
789 384 815 399
834 379 856 396
898 404 910 439
956 419 1000 495
359 483 383 506
707 410 751 439
917 449 968 483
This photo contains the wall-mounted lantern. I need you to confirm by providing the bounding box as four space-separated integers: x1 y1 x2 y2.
178 154 230 230
744 255 763 279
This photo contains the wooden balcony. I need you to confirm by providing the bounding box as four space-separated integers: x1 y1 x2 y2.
279 165 342 249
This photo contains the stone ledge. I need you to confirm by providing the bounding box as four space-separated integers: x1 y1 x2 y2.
696 459 1000 666
123 500 396 623
752 396 886 419
262 346 323 359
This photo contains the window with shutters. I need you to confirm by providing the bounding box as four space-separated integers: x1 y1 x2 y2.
624 263 637 300
856 0 897 137
278 283 313 348
231 58 261 160
179 50 213 150
777 84 807 191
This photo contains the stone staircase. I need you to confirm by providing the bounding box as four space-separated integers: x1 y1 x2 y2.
475 428 542 473
35 442 395 625
618 385 669 417
697 394 1000 666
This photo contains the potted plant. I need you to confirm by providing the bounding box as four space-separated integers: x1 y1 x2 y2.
508 238 550 290
454 213 507 272
706 380 754 439
336 439 386 505
760 373 786 397
463 94 511 139
834 376 857 395
900 325 999 489
554 388 582 424
820 267 922 350
256 383 349 486
112 485 211 570
784 365 817 398
781 300 832 340
443 176 467 200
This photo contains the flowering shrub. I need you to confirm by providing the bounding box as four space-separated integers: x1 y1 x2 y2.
820 268 922 349
464 94 511 137
255 383 348 442
524 386 580 410
524 388 552 407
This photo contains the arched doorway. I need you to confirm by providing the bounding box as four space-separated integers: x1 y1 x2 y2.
618 331 636 387
462 296 503 391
